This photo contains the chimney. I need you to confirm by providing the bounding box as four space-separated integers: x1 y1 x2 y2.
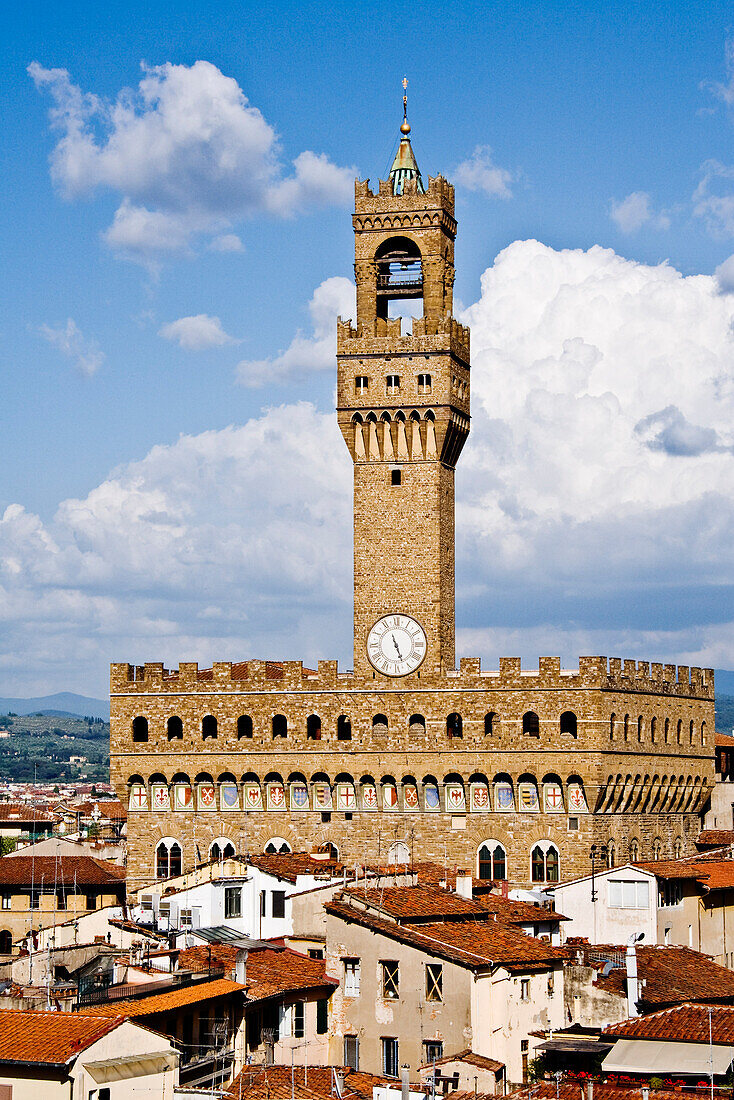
626 943 640 1018
235 947 247 985
401 1064 410 1100
586 1081 594 1100
336 1070 345 1097
455 872 473 899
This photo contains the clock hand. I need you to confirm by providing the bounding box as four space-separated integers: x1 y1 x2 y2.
391 634 403 660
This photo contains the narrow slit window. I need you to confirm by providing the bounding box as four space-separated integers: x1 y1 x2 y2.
355 376 368 393
391 469 402 486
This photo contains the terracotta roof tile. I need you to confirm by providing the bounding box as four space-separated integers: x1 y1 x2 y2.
697 831 734 847
248 851 343 883
591 946 734 1006
604 1002 734 1043
326 898 565 971
81 977 246 1017
509 1084 694 1100
226 1064 391 1100
0 803 60 824
345 886 490 922
421 1047 504 1072
0 855 125 887
246 947 338 1001
0 1010 124 1065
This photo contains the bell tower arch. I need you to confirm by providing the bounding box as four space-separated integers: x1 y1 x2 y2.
337 99 470 679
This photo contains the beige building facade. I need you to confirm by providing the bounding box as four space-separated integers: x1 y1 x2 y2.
109 114 715 892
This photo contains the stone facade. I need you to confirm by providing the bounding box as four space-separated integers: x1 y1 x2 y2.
109 128 716 891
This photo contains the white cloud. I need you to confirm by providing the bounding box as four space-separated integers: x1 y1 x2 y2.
39 318 104 376
6 240 734 693
236 276 354 387
715 253 734 292
453 145 514 199
159 314 238 351
610 191 670 233
29 60 355 263
701 38 734 109
693 160 734 236
208 233 244 253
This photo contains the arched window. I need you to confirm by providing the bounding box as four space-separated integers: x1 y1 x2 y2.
337 716 352 741
651 717 657 743
676 719 682 744
560 711 577 738
702 721 707 746
272 714 287 738
372 714 388 731
446 713 462 739
485 712 496 737
478 842 507 881
523 711 540 737
664 718 670 744
375 237 422 318
637 716 644 742
610 713 616 742
689 720 694 745
607 843 616 869
409 714 425 733
630 838 640 862
156 839 182 880
167 716 183 741
202 715 217 741
315 842 338 860
210 839 236 862
264 838 292 854
417 373 432 395
132 716 148 743
307 715 322 741
624 714 630 742
387 842 410 865
386 374 401 395
674 837 683 858
652 838 662 860
531 842 560 883
355 376 368 394
237 715 253 739
0 930 11 954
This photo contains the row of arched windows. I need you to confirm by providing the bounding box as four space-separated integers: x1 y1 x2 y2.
609 713 706 746
131 710 579 743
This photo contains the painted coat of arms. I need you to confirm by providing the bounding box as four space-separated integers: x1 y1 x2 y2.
446 785 466 812
290 784 309 809
568 784 588 812
518 783 540 812
336 784 356 810
152 785 170 812
314 784 332 810
198 784 216 810
403 785 419 810
244 784 263 811
267 784 285 810
470 785 489 812
173 783 192 810
424 785 440 810
220 783 239 810
361 785 378 810
495 782 514 811
129 784 147 811
382 785 398 810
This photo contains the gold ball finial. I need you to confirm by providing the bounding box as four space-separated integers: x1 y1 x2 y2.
401 76 411 136
400 120 411 135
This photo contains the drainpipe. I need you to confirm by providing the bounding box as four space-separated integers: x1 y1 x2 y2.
401 1063 410 1100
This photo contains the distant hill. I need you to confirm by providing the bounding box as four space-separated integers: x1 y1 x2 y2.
0 693 109 721
0 712 109 782
717 694 734 735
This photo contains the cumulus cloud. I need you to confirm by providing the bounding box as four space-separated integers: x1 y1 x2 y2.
236 276 354 387
693 160 734 237
701 38 734 109
29 60 355 263
6 240 734 693
208 233 244 253
715 254 734 293
39 318 104 376
610 191 670 233
453 145 514 198
159 314 238 351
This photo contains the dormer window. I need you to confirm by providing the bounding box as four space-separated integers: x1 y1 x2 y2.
355 376 368 394
417 373 432 395
386 375 400 395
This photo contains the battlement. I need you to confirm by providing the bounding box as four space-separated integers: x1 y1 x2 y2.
355 174 455 214
110 655 715 699
336 315 470 361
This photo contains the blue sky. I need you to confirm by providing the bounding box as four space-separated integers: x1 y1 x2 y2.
2 0 734 695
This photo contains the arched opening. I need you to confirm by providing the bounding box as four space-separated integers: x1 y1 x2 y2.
337 715 352 741
417 373 432 395
167 716 183 741
132 716 148 743
638 716 644 742
484 712 496 737
629 838 640 862
560 711 577 738
651 717 657 743
607 842 616 869
307 715 322 741
609 712 616 741
409 714 425 733
210 838 236 862
372 714 388 731
156 839 182 880
446 713 462 739
624 714 630 742
272 714 287 739
523 711 540 737
202 715 217 741
702 721 707 746
264 838 292 854
531 842 559 884
689 720 695 745
674 837 683 858
387 841 410 865
0 930 11 954
374 236 423 320
478 842 506 881
677 719 682 744
664 718 670 744
237 715 253 740
652 837 662 860
317 842 338 860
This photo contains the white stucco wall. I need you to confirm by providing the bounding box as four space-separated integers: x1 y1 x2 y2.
547 864 657 945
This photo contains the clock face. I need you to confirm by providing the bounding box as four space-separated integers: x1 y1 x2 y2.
367 614 427 676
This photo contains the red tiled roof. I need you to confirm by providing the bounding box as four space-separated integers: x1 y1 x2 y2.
246 947 338 1001
716 733 734 748
635 856 734 890
604 1002 734 1043
0 1010 123 1065
697 831 734 847
326 898 565 971
226 1064 390 1100
178 943 239 974
0 855 125 887
0 803 59 824
420 1048 504 1072
592 946 734 1006
479 895 568 925
248 851 343 883
345 885 489 923
81 977 246 1017
509 1084 696 1100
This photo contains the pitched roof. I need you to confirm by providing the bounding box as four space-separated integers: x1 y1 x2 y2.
345 886 490 923
0 1010 123 1065
81 977 246 1017
420 1047 504 1072
509 1084 690 1100
635 856 734 889
0 855 125 887
225 1064 390 1100
248 851 343 883
0 803 59 824
604 1003 734 1043
479 895 568 925
246 947 338 1001
326 898 565 972
593 946 734 1006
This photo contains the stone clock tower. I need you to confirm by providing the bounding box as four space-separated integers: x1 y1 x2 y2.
336 106 471 678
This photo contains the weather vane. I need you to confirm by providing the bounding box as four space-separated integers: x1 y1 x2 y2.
401 76 411 135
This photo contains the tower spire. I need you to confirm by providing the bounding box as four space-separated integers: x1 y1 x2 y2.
389 77 425 195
